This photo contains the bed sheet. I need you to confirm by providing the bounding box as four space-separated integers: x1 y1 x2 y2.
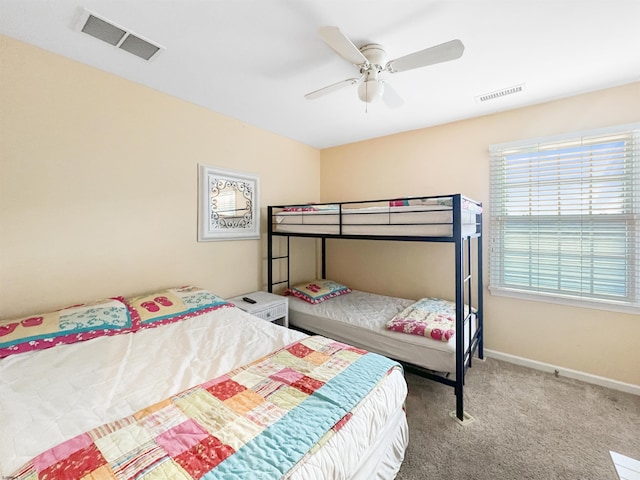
274 204 478 237
0 306 407 479
288 290 476 374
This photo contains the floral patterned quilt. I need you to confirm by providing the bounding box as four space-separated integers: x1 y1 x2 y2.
9 336 399 480
386 297 471 341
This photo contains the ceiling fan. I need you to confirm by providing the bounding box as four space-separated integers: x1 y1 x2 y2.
305 26 464 107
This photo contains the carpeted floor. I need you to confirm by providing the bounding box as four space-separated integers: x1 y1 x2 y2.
396 358 640 480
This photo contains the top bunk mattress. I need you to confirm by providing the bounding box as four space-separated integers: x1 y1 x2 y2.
272 196 482 238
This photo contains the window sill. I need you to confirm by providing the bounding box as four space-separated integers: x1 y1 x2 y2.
488 287 639 316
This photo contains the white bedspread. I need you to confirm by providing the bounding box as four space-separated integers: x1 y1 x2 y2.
0 306 407 478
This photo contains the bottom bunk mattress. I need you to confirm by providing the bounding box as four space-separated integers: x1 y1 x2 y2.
288 290 477 374
0 302 408 480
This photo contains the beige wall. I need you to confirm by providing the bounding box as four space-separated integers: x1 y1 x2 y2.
321 82 640 386
0 35 319 318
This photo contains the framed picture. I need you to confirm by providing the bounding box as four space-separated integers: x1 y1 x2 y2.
197 164 260 241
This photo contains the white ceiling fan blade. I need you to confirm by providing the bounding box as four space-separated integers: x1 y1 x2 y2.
381 81 404 108
318 26 368 66
304 77 361 100
386 39 464 73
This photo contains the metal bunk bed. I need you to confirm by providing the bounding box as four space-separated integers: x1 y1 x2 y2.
267 193 483 422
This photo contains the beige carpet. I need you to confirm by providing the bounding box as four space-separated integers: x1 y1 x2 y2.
396 358 640 480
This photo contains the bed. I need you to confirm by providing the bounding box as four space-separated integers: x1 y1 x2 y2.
267 194 484 422
273 201 480 237
287 290 477 374
0 287 408 479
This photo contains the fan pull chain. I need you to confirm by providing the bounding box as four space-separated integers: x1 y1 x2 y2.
365 81 368 114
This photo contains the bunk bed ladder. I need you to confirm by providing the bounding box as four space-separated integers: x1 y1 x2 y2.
267 206 290 293
452 194 477 425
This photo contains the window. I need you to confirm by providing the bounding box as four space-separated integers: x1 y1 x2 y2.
489 124 639 313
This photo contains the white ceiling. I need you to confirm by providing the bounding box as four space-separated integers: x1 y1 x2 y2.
2 0 639 149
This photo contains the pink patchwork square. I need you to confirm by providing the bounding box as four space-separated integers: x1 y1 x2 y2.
270 367 305 385
175 436 234 479
33 433 94 471
39 443 106 479
286 342 314 359
291 375 325 395
206 378 246 401
155 419 209 457
201 374 231 391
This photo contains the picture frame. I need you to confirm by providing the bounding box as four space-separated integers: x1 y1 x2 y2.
197 164 260 241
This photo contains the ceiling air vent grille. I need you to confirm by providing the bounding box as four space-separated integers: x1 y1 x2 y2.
475 84 524 103
77 10 163 61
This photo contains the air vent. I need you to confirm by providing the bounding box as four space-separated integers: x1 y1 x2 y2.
475 84 524 103
77 9 163 61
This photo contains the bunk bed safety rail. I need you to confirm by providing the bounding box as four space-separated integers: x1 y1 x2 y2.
269 194 482 240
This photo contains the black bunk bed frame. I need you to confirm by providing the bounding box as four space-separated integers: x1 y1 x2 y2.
267 193 484 422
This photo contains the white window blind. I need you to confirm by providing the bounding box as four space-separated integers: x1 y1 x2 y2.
489 124 640 313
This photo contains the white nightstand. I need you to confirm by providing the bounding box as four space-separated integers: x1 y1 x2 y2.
228 291 289 327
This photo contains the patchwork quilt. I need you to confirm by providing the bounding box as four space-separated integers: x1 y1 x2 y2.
9 336 400 480
386 297 470 341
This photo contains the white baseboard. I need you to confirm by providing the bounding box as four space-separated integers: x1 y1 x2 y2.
484 349 640 396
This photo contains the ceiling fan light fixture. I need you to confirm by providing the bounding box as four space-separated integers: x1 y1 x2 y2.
358 80 384 103
305 26 464 106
